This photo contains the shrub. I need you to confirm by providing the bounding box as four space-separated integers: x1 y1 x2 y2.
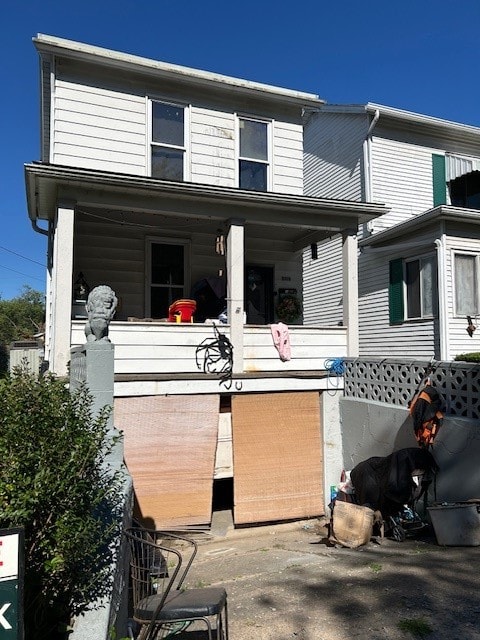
0 368 124 639
454 352 480 362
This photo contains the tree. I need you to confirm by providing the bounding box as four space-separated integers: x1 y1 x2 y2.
0 286 45 373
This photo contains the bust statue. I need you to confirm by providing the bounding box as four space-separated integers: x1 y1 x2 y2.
84 285 118 343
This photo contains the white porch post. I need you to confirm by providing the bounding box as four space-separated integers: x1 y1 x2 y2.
226 218 245 373
50 202 75 376
342 228 359 357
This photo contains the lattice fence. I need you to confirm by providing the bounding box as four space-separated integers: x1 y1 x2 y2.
343 358 480 419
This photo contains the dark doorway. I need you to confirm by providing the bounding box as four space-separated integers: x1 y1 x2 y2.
212 478 234 512
245 265 274 324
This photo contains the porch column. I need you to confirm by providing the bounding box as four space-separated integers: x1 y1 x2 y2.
50 202 75 376
226 218 245 373
342 228 359 357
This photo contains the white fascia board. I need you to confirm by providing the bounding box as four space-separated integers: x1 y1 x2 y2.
33 34 324 108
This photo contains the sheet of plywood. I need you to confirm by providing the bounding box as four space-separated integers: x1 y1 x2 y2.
115 395 219 528
232 391 324 525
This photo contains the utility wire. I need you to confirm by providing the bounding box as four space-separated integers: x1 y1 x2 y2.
0 245 45 267
0 264 44 281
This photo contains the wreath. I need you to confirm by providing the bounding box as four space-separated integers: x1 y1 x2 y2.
275 295 302 323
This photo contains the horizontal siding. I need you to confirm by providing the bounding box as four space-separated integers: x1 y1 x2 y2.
272 121 304 194
70 322 347 374
190 107 236 186
304 112 365 200
303 235 343 325
358 244 437 358
370 136 437 232
445 231 480 359
53 78 147 174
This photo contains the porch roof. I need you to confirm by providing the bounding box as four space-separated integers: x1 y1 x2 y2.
25 162 388 248
359 205 480 249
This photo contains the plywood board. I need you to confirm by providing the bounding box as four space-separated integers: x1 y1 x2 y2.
115 394 219 528
232 391 324 524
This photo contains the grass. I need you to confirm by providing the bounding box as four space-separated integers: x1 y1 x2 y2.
369 562 382 573
397 617 433 638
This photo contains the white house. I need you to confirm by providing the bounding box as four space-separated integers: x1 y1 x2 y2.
25 35 387 529
304 103 480 361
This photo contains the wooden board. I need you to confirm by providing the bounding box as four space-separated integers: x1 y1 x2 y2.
231 391 324 524
115 394 219 528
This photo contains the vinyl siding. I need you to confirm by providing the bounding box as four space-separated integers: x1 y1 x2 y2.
444 228 480 359
73 213 301 321
303 235 343 325
304 112 366 200
358 229 438 358
53 78 147 174
51 64 304 193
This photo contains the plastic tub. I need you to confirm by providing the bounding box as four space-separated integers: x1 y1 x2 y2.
428 503 480 546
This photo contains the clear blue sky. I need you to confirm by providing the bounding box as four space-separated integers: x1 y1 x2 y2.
1 0 480 300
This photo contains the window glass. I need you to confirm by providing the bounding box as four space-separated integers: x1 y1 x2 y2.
421 256 436 316
152 148 184 181
152 102 184 146
406 260 421 318
151 244 184 285
240 119 267 160
455 254 477 316
240 160 267 191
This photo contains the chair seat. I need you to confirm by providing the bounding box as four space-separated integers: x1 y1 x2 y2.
136 587 227 621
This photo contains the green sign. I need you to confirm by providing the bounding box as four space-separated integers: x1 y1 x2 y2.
0 529 24 640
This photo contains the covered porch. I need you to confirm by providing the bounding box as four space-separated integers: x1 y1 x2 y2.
25 163 388 378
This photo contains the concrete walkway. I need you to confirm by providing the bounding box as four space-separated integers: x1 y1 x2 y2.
177 511 480 640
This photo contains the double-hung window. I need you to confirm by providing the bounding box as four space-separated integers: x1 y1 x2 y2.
151 101 186 181
454 253 479 316
238 117 270 191
389 255 437 323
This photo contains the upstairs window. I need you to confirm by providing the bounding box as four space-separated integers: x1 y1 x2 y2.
151 101 185 181
454 253 479 316
449 171 480 210
389 255 437 324
238 117 269 191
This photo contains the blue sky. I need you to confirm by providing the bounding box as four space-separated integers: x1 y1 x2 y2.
1 0 480 300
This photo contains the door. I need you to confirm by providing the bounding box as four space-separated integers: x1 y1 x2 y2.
245 265 274 324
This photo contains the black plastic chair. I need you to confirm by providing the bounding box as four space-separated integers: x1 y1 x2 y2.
124 527 228 640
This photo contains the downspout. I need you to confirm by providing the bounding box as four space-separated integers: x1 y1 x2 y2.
31 219 49 236
435 229 448 360
362 109 380 235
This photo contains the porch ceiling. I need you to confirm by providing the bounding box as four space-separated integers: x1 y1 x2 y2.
25 163 388 246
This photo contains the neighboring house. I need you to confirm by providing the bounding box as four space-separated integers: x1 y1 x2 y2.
304 103 480 361
25 35 386 529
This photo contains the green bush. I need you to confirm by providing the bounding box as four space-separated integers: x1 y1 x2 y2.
0 368 124 639
454 352 480 362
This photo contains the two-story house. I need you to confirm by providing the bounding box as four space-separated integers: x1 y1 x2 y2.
25 35 387 529
304 103 480 361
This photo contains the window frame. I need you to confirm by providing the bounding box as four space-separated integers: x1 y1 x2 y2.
148 98 190 181
145 236 191 318
389 253 438 324
236 114 272 192
453 251 480 317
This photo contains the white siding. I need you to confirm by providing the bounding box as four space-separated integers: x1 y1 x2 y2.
272 121 304 195
303 235 343 325
370 136 437 232
304 112 366 200
358 231 438 358
190 107 236 186
53 78 147 174
445 230 480 359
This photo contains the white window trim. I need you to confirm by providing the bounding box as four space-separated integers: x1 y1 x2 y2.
144 236 191 317
235 114 272 191
452 250 480 318
403 253 437 320
147 98 190 181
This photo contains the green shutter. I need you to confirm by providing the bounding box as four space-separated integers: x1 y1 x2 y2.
389 258 404 324
432 154 446 206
